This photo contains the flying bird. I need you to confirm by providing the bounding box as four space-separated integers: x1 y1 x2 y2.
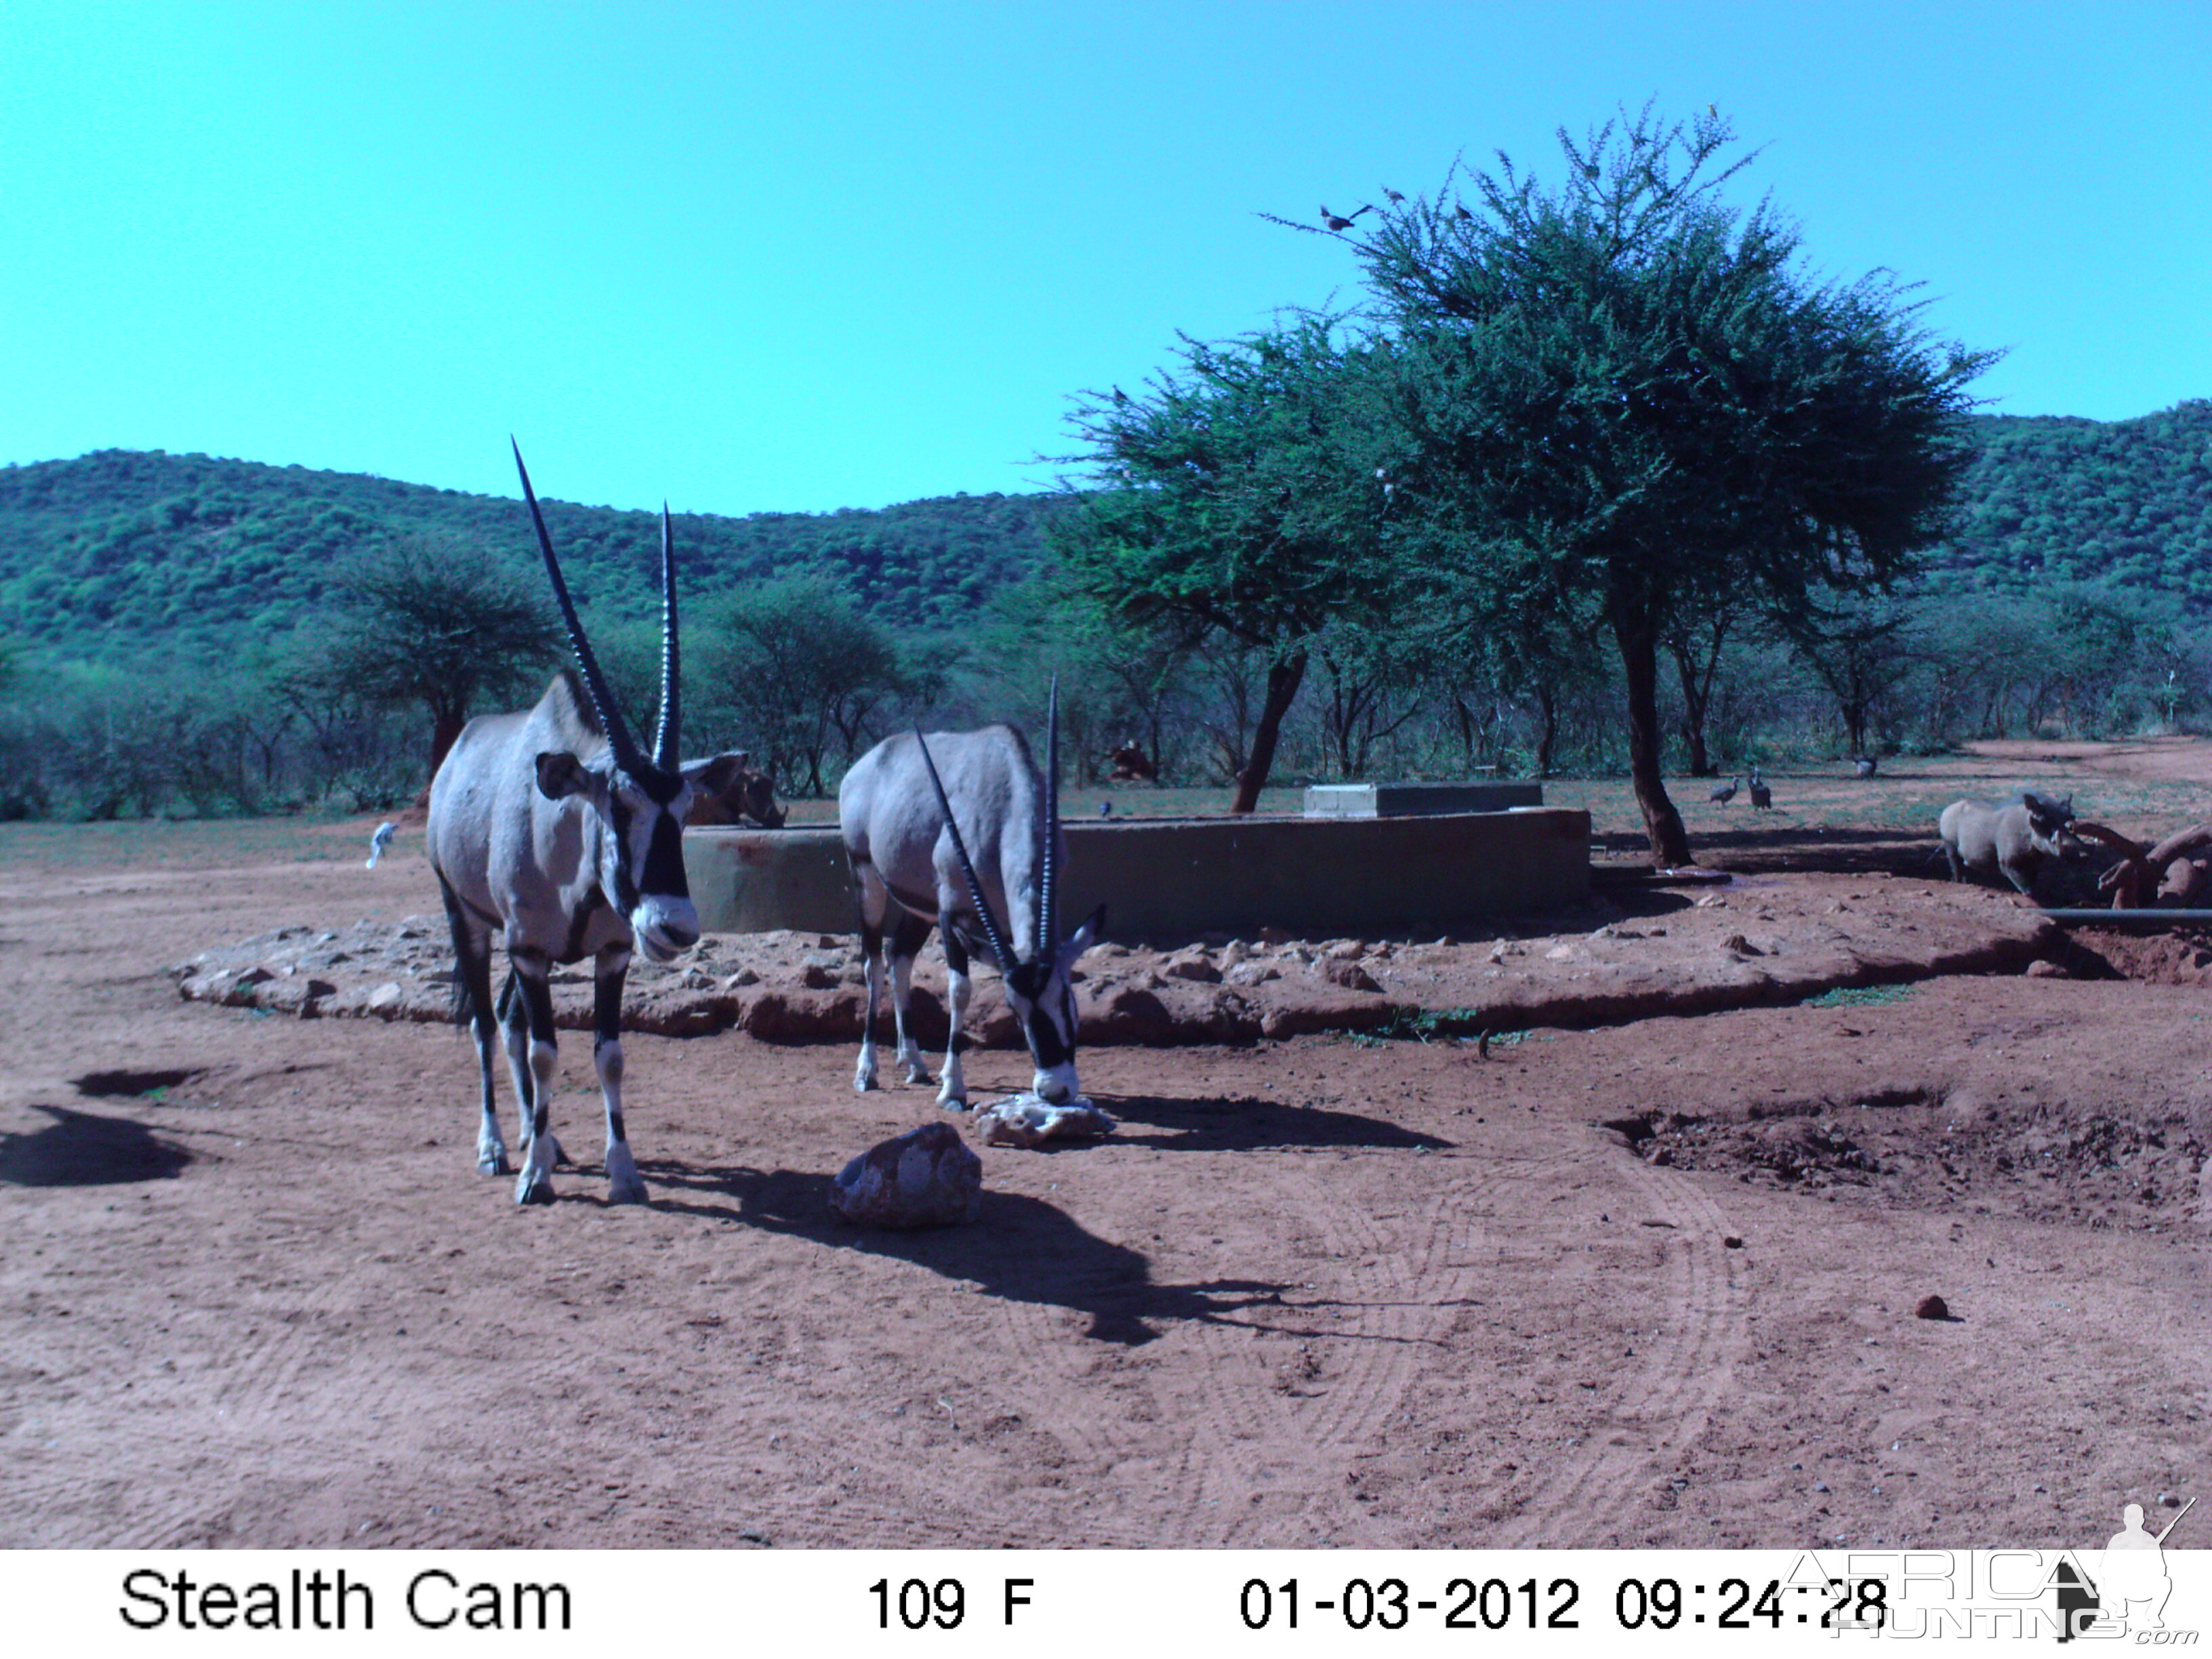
1320 203 1372 231
365 821 396 869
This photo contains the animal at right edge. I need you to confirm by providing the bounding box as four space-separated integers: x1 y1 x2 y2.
1938 792 2079 897
838 684 1104 1110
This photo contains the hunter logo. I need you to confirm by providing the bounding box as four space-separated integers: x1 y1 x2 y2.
2059 1498 2197 1641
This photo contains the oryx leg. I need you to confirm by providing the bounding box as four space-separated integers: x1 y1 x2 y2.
497 970 562 1169
508 951 560 1206
937 927 972 1110
594 944 646 1204
854 884 886 1093
886 911 934 1086
439 882 507 1176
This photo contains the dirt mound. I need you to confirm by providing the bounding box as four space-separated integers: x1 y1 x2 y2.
2060 924 2212 985
1610 1091 2207 1235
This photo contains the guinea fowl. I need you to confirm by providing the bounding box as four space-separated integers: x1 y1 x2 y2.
1709 775 1741 806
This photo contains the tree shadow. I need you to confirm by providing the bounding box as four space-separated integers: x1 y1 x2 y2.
641 1159 1288 1346
1091 1092 1452 1154
0 1103 193 1187
1599 825 1946 878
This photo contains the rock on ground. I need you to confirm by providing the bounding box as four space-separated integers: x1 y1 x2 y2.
829 1122 983 1229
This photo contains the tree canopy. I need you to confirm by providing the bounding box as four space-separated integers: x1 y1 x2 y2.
1341 105 1994 862
1051 319 1404 811
292 535 564 773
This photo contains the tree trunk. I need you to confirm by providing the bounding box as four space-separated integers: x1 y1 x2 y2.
429 709 468 778
1614 607 1692 867
1668 636 1713 776
1230 651 1307 815
1534 680 1559 779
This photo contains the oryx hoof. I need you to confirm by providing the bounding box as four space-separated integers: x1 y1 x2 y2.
937 1094 970 1113
855 1071 880 1094
515 1172 556 1206
904 1065 935 1088
607 1174 649 1206
478 1148 511 1176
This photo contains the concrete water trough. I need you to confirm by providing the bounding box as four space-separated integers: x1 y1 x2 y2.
686 800 1591 941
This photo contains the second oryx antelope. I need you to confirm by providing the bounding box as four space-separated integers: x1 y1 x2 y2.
838 684 1104 1109
426 444 746 1206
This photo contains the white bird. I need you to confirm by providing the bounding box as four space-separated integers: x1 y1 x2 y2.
365 821 396 869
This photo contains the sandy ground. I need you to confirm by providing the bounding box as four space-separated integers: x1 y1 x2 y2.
3 747 2208 1550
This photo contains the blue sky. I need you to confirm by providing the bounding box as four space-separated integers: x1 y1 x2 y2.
3 1 2206 517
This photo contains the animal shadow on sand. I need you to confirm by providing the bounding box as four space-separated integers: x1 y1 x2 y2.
1094 1092 1450 1155
0 1103 193 1187
644 1158 1289 1347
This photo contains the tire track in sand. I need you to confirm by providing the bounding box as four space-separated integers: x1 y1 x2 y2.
1487 1139 1753 1546
972 1149 1508 1546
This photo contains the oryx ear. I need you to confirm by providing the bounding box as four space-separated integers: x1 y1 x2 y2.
535 751 593 801
1059 903 1107 965
682 750 748 797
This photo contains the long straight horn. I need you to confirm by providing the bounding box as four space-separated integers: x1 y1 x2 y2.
912 725 1012 975
512 439 642 772
652 503 679 769
1040 674 1061 949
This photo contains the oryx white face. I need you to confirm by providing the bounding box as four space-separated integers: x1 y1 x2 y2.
1000 907 1104 1102
537 750 745 962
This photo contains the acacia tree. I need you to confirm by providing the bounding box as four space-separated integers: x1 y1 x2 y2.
691 573 907 795
301 535 562 775
1784 590 1923 756
1053 319 1400 813
1344 106 1990 863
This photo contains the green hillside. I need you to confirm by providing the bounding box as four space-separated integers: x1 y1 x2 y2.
0 448 1061 665
1933 400 2212 599
3 399 2209 670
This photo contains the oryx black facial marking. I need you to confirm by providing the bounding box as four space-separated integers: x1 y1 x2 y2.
424 444 746 1206
838 678 1105 1109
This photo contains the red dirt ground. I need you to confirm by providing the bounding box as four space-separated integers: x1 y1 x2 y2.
3 747 2207 1550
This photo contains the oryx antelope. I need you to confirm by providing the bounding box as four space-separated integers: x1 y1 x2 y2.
839 684 1104 1109
426 444 745 1206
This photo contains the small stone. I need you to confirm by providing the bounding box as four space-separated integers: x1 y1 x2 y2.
1914 1294 1950 1320
829 1123 982 1229
1719 933 1760 956
2024 960 2068 979
1544 944 1576 961
368 983 405 1012
800 963 842 989
1326 939 1370 962
1162 950 1222 983
724 967 761 989
1723 1236 1744 1249
2162 1492 2182 1509
1321 958 1383 994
